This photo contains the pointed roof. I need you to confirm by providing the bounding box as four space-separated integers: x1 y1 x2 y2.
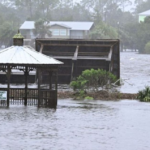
139 10 150 16
20 21 94 31
0 45 63 65
50 21 94 30
13 33 24 39
20 21 35 30
50 23 71 29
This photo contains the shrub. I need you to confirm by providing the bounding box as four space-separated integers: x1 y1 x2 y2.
137 86 150 102
84 96 94 100
145 41 150 54
70 69 117 92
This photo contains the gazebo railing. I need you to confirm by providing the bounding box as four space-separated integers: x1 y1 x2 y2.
0 88 57 107
10 88 38 105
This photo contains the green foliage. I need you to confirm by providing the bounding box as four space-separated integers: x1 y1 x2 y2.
34 18 51 38
136 0 150 13
145 41 150 54
70 69 117 92
137 86 150 102
84 96 94 100
90 22 118 39
133 20 150 53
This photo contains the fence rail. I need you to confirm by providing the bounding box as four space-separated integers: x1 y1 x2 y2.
9 88 38 105
0 88 57 107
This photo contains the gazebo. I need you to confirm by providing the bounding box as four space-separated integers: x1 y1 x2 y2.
0 33 63 108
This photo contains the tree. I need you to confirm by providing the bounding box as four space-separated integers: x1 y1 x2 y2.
135 0 150 13
70 69 117 92
0 21 17 46
134 18 150 53
145 41 150 53
90 22 118 39
34 18 51 38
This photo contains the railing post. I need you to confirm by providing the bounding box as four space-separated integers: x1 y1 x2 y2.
38 68 41 107
7 65 11 108
24 66 28 106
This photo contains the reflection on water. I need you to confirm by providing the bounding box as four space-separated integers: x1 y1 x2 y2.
0 99 150 150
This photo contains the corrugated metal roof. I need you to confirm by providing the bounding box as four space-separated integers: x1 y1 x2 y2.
50 21 94 30
0 46 63 65
20 21 35 29
139 10 150 16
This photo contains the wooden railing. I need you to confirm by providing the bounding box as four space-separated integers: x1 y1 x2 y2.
9 88 38 105
0 88 57 107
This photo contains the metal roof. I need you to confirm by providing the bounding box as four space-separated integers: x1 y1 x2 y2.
50 21 94 30
139 10 150 16
20 21 35 30
0 46 63 65
50 23 71 29
20 21 94 31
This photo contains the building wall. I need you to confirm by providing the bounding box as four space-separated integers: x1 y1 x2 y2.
50 25 90 39
139 15 147 22
70 30 84 39
20 29 35 39
36 39 120 84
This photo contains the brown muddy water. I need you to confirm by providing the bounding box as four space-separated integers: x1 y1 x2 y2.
1 52 150 150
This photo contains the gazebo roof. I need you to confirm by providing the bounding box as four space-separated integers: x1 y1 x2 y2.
0 45 63 65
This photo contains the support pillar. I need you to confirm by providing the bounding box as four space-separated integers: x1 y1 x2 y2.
55 71 58 106
49 71 52 90
6 65 11 108
24 66 28 106
55 71 58 92
38 68 41 107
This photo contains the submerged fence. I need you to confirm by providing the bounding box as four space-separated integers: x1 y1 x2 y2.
0 88 57 107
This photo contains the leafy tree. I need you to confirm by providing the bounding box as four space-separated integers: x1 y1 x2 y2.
0 21 17 46
135 0 150 13
34 18 51 38
134 17 150 53
70 69 117 92
90 22 118 39
145 41 150 54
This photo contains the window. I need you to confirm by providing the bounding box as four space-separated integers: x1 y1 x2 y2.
52 29 59 35
60 29 67 36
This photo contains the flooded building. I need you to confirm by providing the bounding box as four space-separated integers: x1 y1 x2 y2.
36 38 120 84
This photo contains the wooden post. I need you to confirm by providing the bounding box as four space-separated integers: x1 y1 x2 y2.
7 65 11 108
49 71 52 90
55 70 58 106
55 71 58 91
71 60 74 81
38 68 41 107
24 66 28 106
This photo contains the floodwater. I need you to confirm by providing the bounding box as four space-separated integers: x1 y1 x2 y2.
1 52 150 150
119 52 150 93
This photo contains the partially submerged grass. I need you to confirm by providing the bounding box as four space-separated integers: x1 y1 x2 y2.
137 86 150 102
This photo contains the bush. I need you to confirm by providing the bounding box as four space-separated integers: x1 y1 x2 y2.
70 69 117 92
145 41 150 54
137 86 150 102
84 96 94 100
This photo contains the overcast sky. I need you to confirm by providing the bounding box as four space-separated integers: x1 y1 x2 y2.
73 0 136 12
